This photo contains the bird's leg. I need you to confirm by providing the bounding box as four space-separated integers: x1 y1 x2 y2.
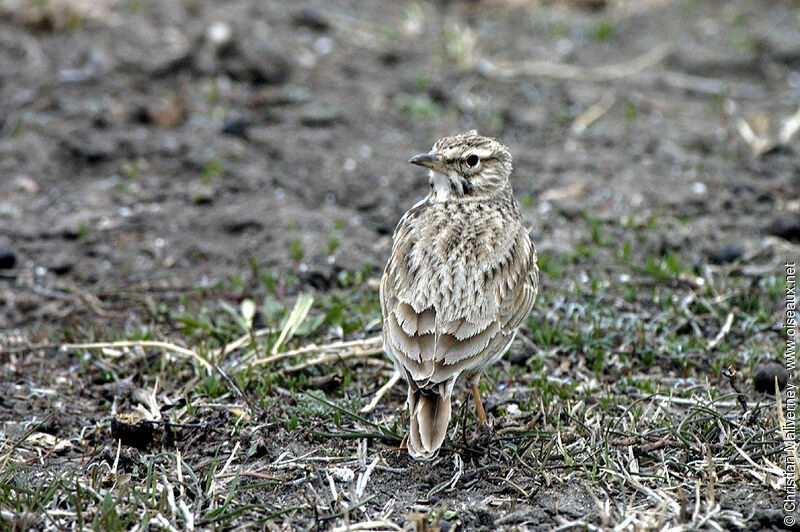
359 369 402 414
470 381 488 425
460 392 470 444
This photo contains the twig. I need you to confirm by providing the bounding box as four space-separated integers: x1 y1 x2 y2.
658 70 763 99
722 365 749 415
208 441 240 497
62 340 213 372
246 336 382 369
636 435 672 456
502 477 531 501
707 312 734 351
479 44 671 82
214 471 282 480
62 340 256 415
282 345 383 373
736 105 800 158
0 343 62 355
359 370 402 414
779 105 800 145
330 519 402 532
211 362 256 415
736 118 773 157
111 439 121 476
571 91 615 135
210 327 276 361
632 392 760 410
354 457 379 499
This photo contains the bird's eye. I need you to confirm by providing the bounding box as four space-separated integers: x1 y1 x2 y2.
465 154 480 167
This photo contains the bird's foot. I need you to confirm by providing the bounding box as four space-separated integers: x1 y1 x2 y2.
473 412 494 438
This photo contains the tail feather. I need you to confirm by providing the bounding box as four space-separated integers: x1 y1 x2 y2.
407 388 452 460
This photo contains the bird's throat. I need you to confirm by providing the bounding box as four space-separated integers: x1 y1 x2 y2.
429 170 452 202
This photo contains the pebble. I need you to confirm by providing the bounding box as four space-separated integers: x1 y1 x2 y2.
292 7 330 31
60 130 116 163
206 21 232 46
753 362 788 394
0 247 17 269
50 254 74 275
314 36 334 55
767 214 800 242
13 175 39 195
331 467 354 483
299 104 343 127
224 39 292 85
691 182 707 195
709 244 743 265
189 183 216 205
220 117 249 139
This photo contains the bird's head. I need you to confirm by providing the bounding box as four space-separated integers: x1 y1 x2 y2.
409 130 513 201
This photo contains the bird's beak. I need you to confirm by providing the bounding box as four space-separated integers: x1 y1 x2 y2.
408 152 443 172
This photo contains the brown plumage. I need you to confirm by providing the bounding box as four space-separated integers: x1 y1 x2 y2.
380 131 539 460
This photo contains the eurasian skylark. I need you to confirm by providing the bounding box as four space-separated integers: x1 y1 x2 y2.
380 131 539 460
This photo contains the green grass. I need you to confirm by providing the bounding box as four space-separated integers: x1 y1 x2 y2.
202 157 224 183
588 18 616 42
396 93 442 119
288 239 305 262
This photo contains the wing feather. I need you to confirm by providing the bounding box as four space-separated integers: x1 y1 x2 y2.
395 303 418 336
385 312 421 362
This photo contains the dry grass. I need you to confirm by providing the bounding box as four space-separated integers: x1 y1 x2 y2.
1 227 793 529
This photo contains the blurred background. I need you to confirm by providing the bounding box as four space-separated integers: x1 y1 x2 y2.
0 0 799 325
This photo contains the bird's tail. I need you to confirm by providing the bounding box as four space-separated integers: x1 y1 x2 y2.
407 388 452 460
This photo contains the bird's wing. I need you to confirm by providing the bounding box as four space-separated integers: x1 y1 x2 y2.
381 218 538 390
434 227 538 381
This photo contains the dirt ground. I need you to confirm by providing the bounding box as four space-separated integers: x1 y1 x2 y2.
1 0 800 530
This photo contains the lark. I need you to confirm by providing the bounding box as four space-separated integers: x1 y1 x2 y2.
380 131 539 460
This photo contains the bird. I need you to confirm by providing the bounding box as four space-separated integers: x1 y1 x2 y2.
380 131 539 460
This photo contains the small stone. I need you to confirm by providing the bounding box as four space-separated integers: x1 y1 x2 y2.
753 362 788 394
220 117 249 139
573 0 609 10
379 50 402 66
145 92 186 128
60 130 116 163
309 374 342 392
51 255 74 275
50 257 75 275
767 214 800 242
691 182 707 196
0 247 17 269
222 39 292 85
313 36 334 56
709 244 743 265
13 175 39 195
206 21 232 46
292 7 330 31
331 467 354 483
506 347 528 365
299 104 343 127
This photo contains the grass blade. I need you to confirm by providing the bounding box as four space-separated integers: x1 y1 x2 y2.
271 294 314 354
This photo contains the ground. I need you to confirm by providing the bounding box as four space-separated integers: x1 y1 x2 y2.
1 0 799 530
